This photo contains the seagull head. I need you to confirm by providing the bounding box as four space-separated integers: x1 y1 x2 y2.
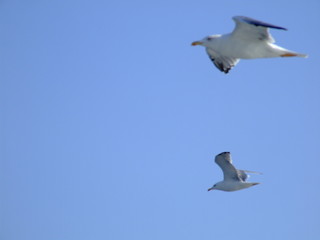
191 35 221 47
207 182 221 191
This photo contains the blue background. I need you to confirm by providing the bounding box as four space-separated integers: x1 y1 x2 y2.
1 0 319 239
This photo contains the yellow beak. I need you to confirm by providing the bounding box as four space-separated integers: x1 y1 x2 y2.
191 41 203 46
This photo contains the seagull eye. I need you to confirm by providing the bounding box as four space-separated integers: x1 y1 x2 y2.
207 37 212 41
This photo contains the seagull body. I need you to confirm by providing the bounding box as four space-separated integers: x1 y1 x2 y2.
192 16 308 73
208 152 260 192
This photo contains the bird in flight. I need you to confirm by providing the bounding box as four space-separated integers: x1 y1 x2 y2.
192 16 308 74
208 152 261 192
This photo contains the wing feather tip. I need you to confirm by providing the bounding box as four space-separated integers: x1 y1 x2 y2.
233 15 287 30
217 152 230 156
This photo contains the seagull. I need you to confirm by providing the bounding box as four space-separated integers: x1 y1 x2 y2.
192 16 308 73
208 152 260 192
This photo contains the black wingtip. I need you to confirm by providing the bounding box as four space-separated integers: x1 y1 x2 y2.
218 152 230 156
235 16 287 31
210 57 232 74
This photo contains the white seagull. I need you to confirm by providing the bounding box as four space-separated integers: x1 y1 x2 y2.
208 152 260 192
192 16 308 73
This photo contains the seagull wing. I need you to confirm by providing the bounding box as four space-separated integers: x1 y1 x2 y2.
238 169 262 182
231 16 287 43
215 152 241 181
237 170 249 182
206 48 239 73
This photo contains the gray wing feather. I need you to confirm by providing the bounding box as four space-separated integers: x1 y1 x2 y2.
237 170 249 182
237 169 262 182
206 48 239 73
215 152 241 181
231 16 286 43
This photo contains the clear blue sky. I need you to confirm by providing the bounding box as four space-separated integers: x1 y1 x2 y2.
1 1 319 239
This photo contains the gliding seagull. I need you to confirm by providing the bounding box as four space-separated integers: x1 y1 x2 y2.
208 152 260 192
192 16 308 73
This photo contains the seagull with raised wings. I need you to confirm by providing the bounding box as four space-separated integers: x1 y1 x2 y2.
192 16 307 73
208 152 261 192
